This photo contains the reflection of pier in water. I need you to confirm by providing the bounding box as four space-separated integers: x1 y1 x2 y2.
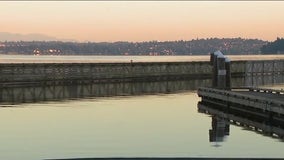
198 102 284 143
209 116 230 143
0 72 283 106
0 79 210 105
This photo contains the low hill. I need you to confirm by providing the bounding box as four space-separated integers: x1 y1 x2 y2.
261 38 284 54
0 38 267 55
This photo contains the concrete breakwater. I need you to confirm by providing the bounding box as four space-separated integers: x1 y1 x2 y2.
0 60 283 85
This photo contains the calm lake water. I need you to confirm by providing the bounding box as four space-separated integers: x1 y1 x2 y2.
0 83 283 160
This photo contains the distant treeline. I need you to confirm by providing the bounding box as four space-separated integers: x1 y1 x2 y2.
261 38 284 54
0 38 267 55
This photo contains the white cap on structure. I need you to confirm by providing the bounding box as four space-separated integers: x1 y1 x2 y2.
217 54 225 58
225 57 230 62
214 50 223 57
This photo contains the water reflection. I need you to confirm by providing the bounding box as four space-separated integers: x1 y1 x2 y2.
0 79 210 106
198 102 284 144
209 116 230 144
0 73 283 106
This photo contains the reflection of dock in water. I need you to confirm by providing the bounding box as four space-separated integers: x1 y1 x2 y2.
0 70 282 106
0 79 211 106
198 102 284 141
209 116 230 143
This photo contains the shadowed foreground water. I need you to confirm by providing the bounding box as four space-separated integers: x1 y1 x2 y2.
0 84 283 160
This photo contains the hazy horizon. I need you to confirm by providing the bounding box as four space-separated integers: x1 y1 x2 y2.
1 1 284 42
0 32 273 43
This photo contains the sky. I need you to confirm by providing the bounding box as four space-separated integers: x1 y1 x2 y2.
0 1 284 42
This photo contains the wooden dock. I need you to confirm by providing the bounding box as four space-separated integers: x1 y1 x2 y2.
198 87 284 116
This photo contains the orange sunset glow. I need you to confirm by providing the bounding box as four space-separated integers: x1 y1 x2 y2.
0 1 284 42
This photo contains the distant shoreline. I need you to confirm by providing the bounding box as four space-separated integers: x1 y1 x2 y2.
1 54 284 64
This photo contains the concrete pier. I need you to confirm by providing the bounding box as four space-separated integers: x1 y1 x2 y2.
0 60 283 85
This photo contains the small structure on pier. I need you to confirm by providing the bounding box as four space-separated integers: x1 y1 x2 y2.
210 50 231 90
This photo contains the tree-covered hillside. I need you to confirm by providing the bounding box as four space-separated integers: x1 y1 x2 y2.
261 38 284 54
0 38 267 55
